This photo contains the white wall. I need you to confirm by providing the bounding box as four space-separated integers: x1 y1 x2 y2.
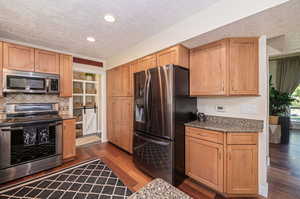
197 36 269 197
106 0 288 68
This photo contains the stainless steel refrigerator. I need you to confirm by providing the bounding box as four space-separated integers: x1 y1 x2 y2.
133 64 197 185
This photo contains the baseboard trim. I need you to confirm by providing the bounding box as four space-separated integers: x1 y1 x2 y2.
259 183 268 198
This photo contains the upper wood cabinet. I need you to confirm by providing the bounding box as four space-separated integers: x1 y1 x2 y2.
107 64 132 97
134 54 157 73
35 49 60 74
190 38 259 96
3 42 35 72
229 38 259 95
59 54 73 97
227 145 258 194
107 97 133 153
62 119 76 160
190 40 228 96
0 42 3 97
156 45 189 68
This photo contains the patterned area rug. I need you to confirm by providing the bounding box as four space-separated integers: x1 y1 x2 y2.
0 159 133 199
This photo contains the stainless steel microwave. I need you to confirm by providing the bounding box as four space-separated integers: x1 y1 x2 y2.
3 69 60 94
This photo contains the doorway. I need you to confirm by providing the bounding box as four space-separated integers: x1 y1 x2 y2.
268 48 300 198
73 70 102 146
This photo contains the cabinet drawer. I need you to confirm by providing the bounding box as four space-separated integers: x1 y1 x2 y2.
227 133 258 145
186 127 224 144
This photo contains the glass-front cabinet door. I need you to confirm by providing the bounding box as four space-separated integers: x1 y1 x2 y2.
73 72 100 138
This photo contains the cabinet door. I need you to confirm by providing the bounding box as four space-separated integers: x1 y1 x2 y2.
35 49 59 74
3 42 34 72
110 97 133 153
63 119 76 159
190 40 228 96
227 145 258 194
137 54 157 72
186 136 224 192
156 45 189 68
107 65 131 97
229 38 259 95
0 42 3 97
59 54 73 97
120 64 132 96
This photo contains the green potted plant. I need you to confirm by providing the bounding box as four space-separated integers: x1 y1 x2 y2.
269 75 295 124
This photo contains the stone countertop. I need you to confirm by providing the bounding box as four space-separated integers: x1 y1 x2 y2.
185 115 264 133
128 178 191 199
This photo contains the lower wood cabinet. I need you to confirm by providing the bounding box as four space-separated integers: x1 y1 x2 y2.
185 127 258 197
227 145 258 194
107 97 133 153
62 119 76 160
186 136 224 192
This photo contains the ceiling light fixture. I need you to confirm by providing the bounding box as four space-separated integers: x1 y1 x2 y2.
87 37 96 42
104 14 115 23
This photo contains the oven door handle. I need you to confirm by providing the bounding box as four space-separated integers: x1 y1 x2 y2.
1 127 23 131
1 121 62 131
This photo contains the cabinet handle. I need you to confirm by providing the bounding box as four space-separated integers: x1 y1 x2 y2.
228 151 231 160
218 149 222 160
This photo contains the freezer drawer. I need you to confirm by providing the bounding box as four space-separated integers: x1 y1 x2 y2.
133 132 174 184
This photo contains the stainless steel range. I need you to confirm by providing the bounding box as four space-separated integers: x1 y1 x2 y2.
0 103 63 184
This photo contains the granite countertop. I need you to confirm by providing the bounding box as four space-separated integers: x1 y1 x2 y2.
185 115 264 133
128 178 191 199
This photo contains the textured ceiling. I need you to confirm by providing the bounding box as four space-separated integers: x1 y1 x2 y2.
182 0 300 55
0 0 220 60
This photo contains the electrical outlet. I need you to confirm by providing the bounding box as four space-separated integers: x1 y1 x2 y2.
216 105 226 112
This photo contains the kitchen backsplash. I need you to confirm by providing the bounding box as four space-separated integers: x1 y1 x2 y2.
0 94 72 119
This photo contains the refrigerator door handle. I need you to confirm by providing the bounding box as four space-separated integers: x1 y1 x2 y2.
143 70 149 123
145 70 151 126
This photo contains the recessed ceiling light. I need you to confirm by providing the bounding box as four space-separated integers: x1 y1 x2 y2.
87 37 95 42
104 14 115 23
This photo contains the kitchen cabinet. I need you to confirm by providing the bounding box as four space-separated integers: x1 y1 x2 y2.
186 136 224 192
59 54 73 97
62 119 76 160
190 38 259 96
229 38 259 95
227 145 258 194
107 64 132 97
0 42 3 97
35 49 60 74
156 45 189 68
3 42 35 72
134 54 157 73
190 40 227 96
107 97 133 153
185 127 258 197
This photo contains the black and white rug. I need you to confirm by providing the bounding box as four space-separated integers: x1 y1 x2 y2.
0 159 133 199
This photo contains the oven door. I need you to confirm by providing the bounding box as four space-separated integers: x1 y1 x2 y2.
4 74 47 94
0 121 62 169
133 131 174 184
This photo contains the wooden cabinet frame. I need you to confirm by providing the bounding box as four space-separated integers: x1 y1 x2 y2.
190 38 259 96
185 127 259 197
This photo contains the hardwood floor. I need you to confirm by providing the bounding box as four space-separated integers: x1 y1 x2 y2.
1 142 263 199
268 130 300 199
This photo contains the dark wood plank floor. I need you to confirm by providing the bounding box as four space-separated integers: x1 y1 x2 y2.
268 130 300 199
1 142 266 199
